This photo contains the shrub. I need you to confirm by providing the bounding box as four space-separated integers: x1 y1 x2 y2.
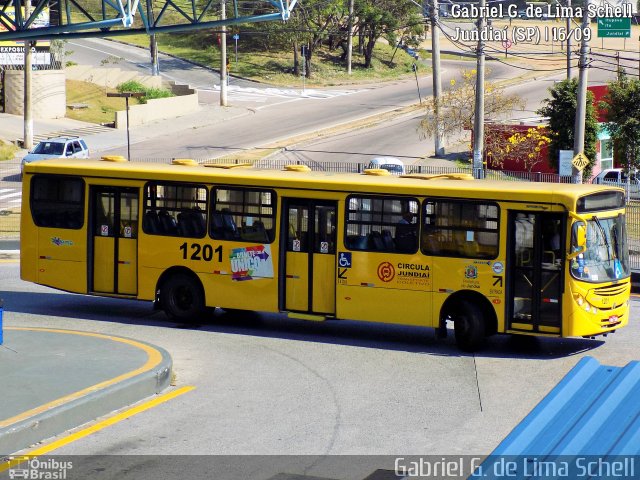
116 81 174 104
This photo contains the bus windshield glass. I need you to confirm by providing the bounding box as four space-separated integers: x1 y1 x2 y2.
571 214 630 282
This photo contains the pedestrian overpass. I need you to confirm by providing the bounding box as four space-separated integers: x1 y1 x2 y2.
0 0 297 41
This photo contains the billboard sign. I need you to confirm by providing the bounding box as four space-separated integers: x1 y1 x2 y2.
0 7 51 66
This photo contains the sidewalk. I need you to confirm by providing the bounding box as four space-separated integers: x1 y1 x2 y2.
0 103 252 159
0 326 172 455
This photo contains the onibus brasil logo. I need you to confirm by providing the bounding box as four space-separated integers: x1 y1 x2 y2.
7 457 73 479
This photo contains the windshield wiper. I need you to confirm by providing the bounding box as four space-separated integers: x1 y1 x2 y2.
592 215 611 263
611 220 621 261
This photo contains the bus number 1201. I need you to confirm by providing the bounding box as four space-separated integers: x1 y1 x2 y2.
180 242 223 262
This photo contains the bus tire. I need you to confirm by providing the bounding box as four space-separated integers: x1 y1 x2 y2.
161 273 205 322
453 300 486 352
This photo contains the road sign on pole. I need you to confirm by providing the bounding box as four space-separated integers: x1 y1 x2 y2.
232 33 239 65
597 18 631 38
571 152 589 171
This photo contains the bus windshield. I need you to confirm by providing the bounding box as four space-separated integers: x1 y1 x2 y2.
571 214 630 282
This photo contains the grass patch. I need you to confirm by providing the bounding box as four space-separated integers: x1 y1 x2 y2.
117 80 174 103
65 79 142 124
0 210 20 237
0 140 18 161
118 34 426 87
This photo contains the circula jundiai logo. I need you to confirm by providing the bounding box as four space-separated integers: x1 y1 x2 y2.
377 262 395 282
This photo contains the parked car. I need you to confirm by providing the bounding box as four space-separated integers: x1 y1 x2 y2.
592 168 640 198
366 157 406 175
21 136 90 177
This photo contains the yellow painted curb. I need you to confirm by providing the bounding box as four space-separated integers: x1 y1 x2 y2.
0 327 164 428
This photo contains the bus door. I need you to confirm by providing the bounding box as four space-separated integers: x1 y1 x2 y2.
507 212 564 334
282 199 337 314
90 186 139 295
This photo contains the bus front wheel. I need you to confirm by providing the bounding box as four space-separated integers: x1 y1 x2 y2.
453 300 486 352
161 273 205 322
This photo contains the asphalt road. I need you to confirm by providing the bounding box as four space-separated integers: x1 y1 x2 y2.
2 262 639 469
67 38 623 165
90 57 517 161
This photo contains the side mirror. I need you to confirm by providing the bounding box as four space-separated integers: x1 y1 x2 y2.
575 223 586 247
567 221 587 260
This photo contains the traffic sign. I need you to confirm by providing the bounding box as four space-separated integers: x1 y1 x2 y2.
597 18 631 38
232 34 239 40
501 39 512 49
572 152 589 171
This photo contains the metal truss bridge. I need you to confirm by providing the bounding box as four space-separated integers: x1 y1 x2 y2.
0 0 297 41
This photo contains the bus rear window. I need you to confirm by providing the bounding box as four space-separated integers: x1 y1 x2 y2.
30 175 84 229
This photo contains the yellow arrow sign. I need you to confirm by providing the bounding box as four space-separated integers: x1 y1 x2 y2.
572 152 589 171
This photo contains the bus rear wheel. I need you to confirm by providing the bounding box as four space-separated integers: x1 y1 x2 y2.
161 273 205 322
453 300 486 352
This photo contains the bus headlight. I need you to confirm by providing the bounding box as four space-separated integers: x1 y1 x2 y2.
575 294 584 306
592 307 598 314
584 304 590 312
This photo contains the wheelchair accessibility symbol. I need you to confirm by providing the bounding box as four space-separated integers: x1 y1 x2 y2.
338 252 352 268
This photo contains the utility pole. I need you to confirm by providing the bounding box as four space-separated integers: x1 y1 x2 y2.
572 1 591 184
347 0 354 75
566 0 571 79
150 35 159 76
23 0 33 150
430 0 444 156
472 0 486 179
148 3 159 76
220 0 227 106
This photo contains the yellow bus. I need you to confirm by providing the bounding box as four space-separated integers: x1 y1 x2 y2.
20 158 631 351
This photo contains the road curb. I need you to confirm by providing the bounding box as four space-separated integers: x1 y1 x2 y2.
0 330 172 455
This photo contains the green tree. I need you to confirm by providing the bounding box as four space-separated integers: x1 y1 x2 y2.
295 0 348 78
601 73 640 173
354 0 422 68
537 79 599 178
418 69 525 146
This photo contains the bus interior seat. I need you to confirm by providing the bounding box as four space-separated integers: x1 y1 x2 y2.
211 212 224 237
242 220 269 243
221 208 240 239
142 211 159 234
381 230 395 251
346 235 367 250
177 210 206 237
158 210 178 235
177 212 195 237
368 231 385 251
395 224 417 252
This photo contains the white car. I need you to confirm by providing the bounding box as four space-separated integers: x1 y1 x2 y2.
592 168 640 199
21 136 90 176
366 156 406 175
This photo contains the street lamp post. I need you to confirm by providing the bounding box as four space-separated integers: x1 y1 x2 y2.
107 91 144 161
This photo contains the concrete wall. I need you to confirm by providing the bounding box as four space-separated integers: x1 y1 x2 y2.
65 65 162 89
114 92 200 129
4 70 66 119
